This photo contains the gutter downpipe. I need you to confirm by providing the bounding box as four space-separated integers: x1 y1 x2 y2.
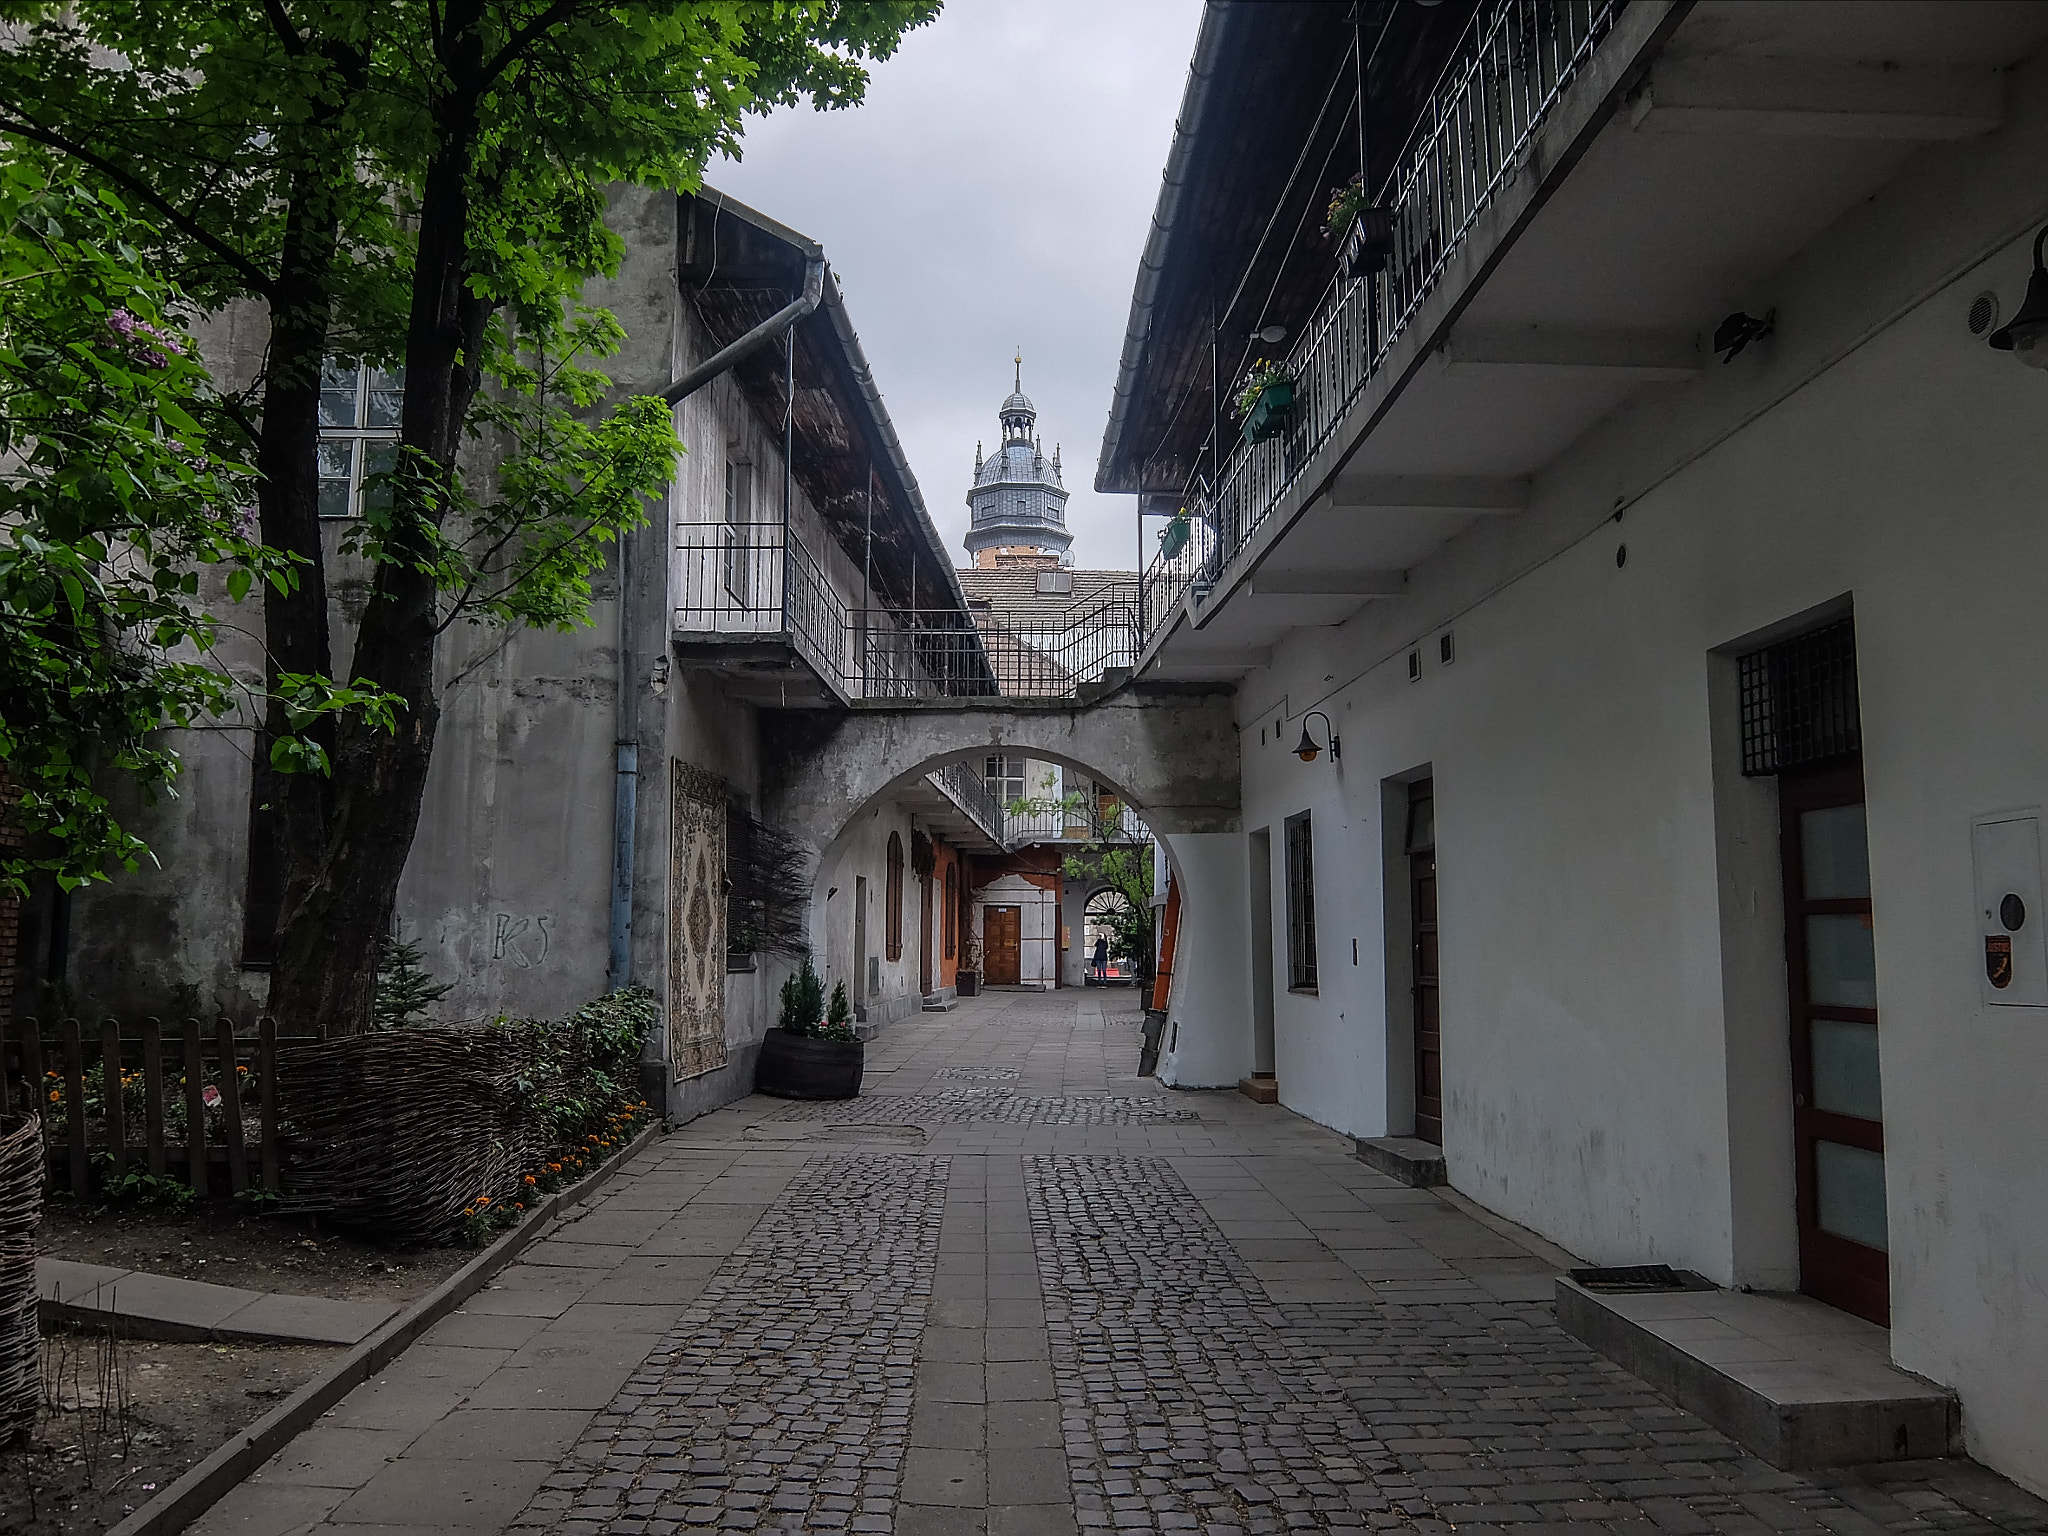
609 251 826 994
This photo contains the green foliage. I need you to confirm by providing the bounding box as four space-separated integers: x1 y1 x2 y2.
1005 774 1156 979
1234 358 1291 419
777 957 827 1036
0 1 937 1023
828 981 851 1027
93 1164 195 1210
1325 171 1368 242
374 935 454 1029
510 983 657 1143
0 150 391 895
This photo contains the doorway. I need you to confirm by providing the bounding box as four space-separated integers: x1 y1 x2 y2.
1407 779 1441 1145
1780 761 1888 1324
984 905 1022 985
919 876 934 997
1248 828 1276 1075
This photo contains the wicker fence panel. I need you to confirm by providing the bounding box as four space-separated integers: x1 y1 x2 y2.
0 1110 40 1447
275 1026 550 1248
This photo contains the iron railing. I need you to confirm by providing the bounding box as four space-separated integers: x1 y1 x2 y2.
1140 0 1620 639
931 760 1007 843
674 524 1137 702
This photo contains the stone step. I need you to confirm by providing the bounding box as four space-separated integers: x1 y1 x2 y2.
1352 1135 1447 1187
1556 1276 1960 1468
1238 1075 1279 1103
38 1257 399 1346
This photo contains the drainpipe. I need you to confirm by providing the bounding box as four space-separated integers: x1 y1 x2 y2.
608 525 638 994
610 244 823 991
662 255 826 406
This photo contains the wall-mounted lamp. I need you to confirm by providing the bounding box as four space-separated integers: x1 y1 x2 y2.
1257 324 1288 345
1294 710 1340 763
1990 226 2048 367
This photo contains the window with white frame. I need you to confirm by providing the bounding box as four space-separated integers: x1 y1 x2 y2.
317 360 404 519
985 755 1028 806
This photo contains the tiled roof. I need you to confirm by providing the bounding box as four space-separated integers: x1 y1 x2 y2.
956 566 1139 615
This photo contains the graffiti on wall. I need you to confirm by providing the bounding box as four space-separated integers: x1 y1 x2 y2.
491 912 553 968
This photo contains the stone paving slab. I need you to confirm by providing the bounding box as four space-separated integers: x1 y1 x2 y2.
39 1256 399 1344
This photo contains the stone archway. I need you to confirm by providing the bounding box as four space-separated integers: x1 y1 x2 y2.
757 684 1240 858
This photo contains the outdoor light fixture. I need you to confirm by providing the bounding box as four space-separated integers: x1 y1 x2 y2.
1257 324 1288 344
1294 711 1340 763
1990 226 2048 367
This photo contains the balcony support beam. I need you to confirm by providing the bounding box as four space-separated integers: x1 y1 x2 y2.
1628 57 2003 142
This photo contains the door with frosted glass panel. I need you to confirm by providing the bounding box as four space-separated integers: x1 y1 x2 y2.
1780 763 1888 1324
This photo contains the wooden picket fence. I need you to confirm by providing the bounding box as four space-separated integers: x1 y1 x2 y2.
0 1016 314 1200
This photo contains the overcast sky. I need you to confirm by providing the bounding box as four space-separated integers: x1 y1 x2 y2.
712 0 1203 573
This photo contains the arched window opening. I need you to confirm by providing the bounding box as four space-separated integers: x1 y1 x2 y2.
885 832 904 961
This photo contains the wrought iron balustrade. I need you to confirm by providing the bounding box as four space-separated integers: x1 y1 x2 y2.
931 760 1007 843
1140 0 1620 639
673 519 849 685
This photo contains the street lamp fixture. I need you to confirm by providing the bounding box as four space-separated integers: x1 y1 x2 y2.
1990 226 2048 367
1294 711 1340 763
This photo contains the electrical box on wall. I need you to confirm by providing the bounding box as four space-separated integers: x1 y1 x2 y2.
1972 813 2047 1005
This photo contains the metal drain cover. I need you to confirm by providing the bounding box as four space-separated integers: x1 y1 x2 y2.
1570 1264 1687 1293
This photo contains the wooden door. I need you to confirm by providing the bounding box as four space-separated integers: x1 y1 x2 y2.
985 905 1022 986
1781 761 1889 1324
1408 779 1442 1145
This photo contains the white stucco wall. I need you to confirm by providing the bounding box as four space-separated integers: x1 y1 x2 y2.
1154 833 1253 1087
1221 190 2048 1488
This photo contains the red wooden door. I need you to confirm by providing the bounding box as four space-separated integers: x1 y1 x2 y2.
1781 761 1889 1324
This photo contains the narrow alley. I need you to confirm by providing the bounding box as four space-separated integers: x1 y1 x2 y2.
197 993 2048 1536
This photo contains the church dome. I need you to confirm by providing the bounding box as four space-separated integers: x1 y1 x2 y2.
965 360 1072 564
1001 388 1035 417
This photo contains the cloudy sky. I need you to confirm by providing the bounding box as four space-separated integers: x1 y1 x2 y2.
713 0 1203 573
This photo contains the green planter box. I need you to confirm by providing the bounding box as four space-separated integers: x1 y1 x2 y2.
1244 378 1294 443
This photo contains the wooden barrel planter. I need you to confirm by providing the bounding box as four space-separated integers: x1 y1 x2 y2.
0 1110 41 1448
754 1029 863 1101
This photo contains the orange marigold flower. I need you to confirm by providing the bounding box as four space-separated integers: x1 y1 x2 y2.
523 1175 537 1186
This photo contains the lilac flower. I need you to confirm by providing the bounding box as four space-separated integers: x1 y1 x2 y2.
106 307 187 368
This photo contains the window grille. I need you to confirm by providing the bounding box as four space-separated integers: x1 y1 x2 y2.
317 359 403 518
1285 810 1319 992
1737 617 1861 776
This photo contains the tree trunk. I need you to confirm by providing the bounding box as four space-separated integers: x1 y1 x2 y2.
266 13 493 1038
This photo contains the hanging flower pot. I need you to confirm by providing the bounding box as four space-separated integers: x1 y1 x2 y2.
1158 514 1191 560
1236 360 1295 444
1327 174 1394 281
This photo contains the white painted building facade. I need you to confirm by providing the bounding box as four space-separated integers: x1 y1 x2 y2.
1104 0 2048 1493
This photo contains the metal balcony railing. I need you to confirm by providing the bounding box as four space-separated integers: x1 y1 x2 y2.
1140 0 1620 640
675 525 1137 702
931 760 1007 844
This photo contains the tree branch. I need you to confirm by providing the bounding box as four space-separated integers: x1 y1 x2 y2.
260 0 306 57
0 110 276 297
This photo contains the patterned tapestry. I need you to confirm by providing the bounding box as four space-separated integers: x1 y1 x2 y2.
669 760 729 1082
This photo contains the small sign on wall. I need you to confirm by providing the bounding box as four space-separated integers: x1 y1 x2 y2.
1972 814 2046 1005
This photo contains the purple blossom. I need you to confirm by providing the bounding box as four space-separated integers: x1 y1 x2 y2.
106 307 186 368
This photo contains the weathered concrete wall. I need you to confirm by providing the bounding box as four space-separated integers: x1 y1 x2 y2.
759 684 1241 862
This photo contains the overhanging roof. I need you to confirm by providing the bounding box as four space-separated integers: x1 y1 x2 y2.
679 188 975 625
1095 0 1480 500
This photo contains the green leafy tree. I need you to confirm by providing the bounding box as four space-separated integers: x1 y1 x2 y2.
0 0 937 1032
0 150 391 895
1005 772 1156 982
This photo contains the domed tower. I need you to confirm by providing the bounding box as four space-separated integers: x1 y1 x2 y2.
964 356 1072 568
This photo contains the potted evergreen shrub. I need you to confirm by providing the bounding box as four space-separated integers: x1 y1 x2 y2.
754 962 863 1100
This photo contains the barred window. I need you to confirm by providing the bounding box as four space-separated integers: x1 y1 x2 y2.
1285 810 1318 992
317 359 403 519
1737 616 1861 776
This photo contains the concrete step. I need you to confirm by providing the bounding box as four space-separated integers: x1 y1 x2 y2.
1556 1277 1960 1468
921 994 958 1012
1353 1135 1447 1187
1238 1075 1279 1104
39 1257 399 1346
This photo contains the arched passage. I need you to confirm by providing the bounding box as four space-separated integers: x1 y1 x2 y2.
766 686 1252 1088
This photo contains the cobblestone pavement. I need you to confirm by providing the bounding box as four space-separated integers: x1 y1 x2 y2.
196 988 2048 1536
512 1156 947 1534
